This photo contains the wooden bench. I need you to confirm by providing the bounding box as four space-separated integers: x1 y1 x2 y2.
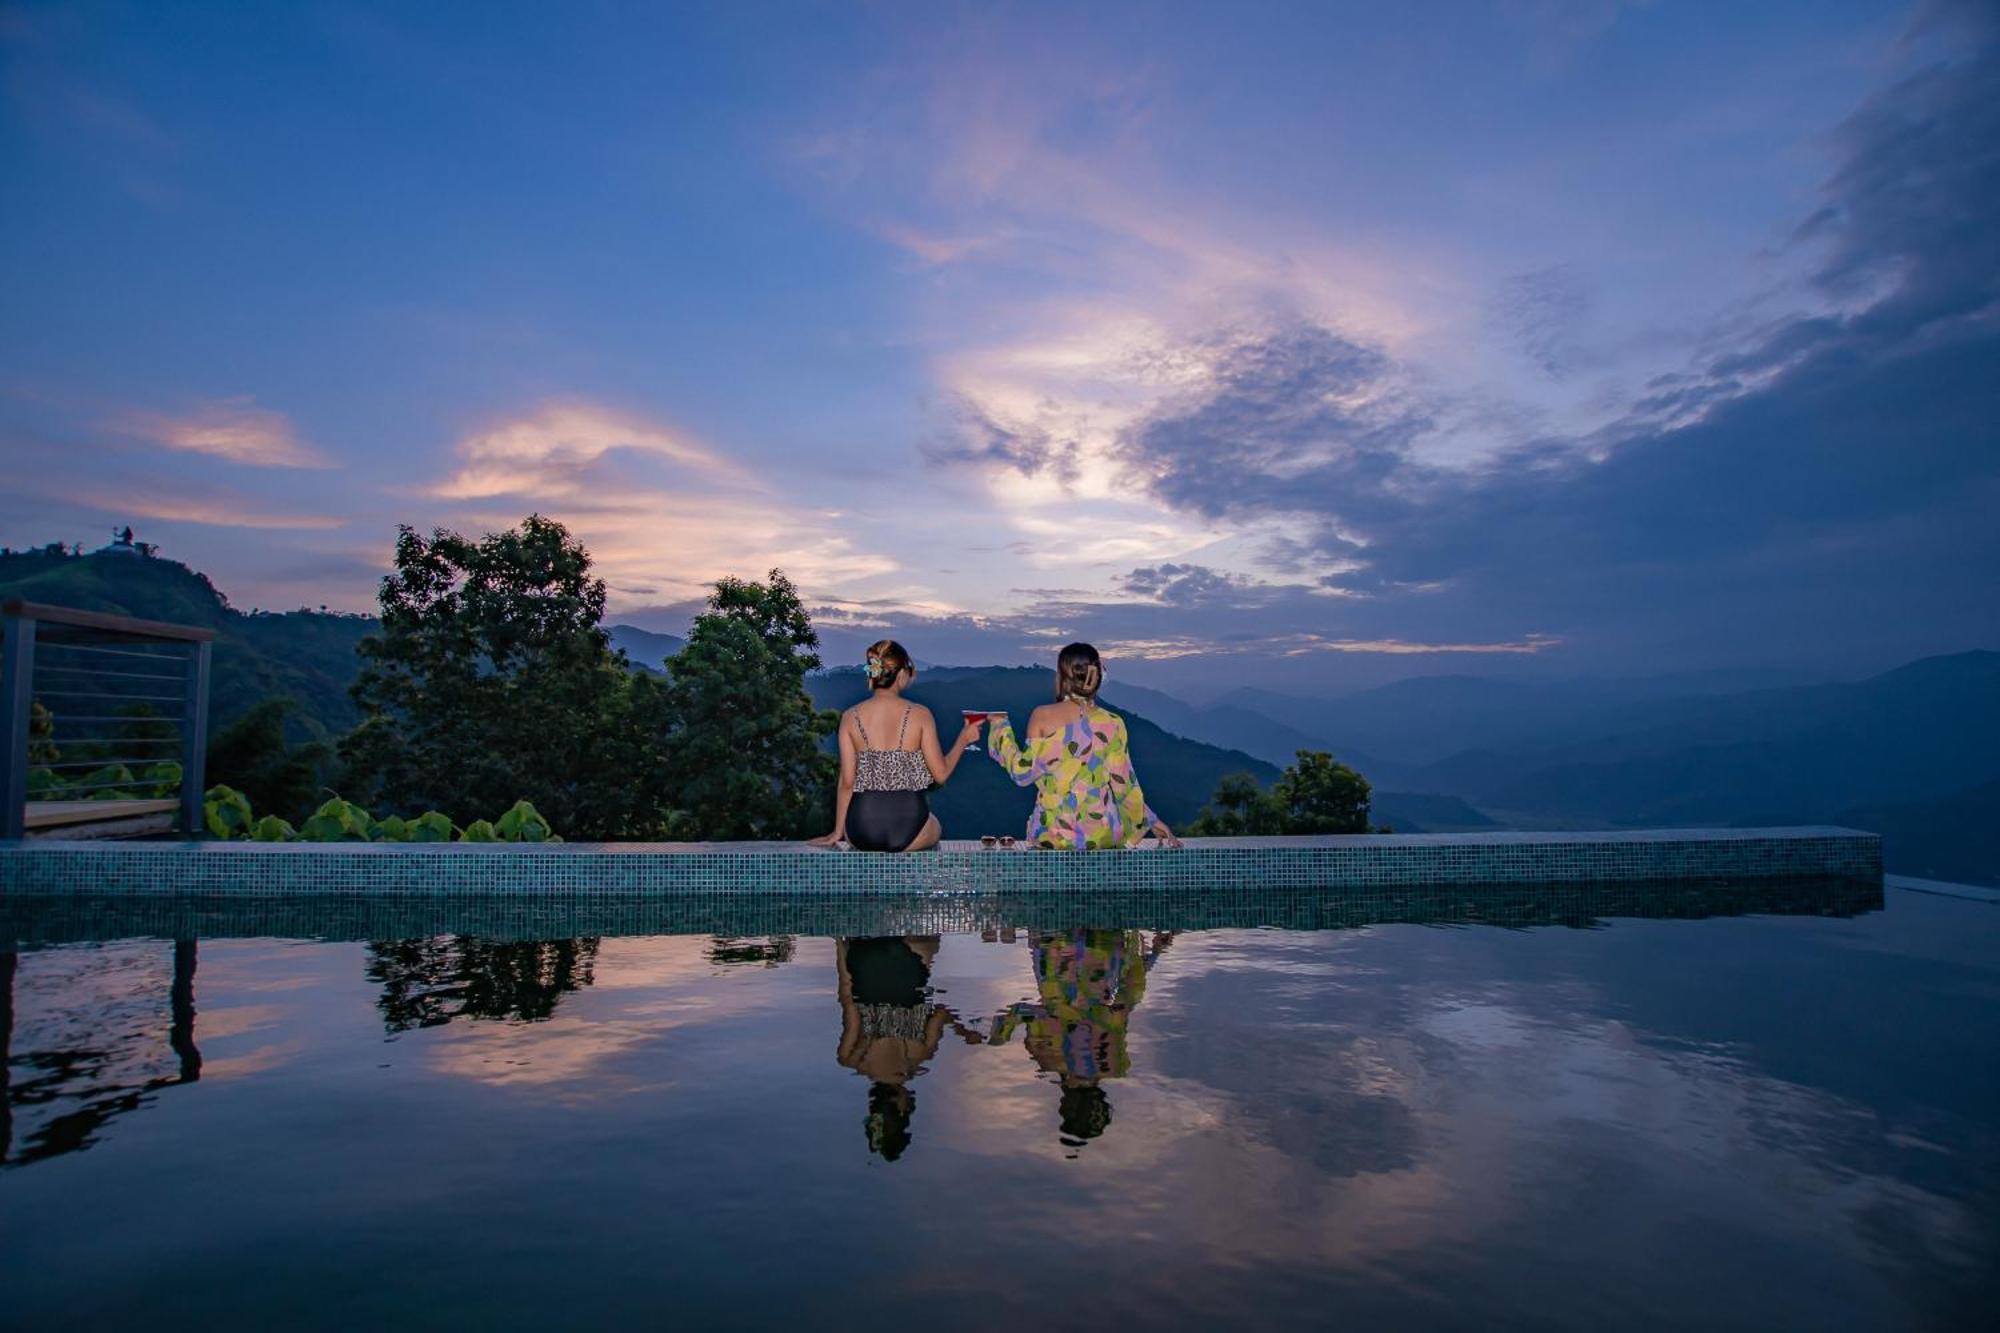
24 799 180 840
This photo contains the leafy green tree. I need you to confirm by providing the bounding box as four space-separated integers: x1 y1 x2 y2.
1273 750 1373 833
662 576 837 839
708 569 823 671
206 697 337 823
1185 771 1285 836
342 515 636 837
1188 751 1374 836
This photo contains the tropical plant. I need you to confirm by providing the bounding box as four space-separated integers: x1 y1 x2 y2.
250 814 297 841
198 785 552 844
406 810 457 842
299 796 373 841
494 799 558 843
368 814 409 841
76 763 137 800
204 784 255 838
458 818 498 842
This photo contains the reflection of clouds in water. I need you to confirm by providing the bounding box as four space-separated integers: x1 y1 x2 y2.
422 937 832 1095
8 943 186 1133
427 1015 690 1092
1122 929 1991 1286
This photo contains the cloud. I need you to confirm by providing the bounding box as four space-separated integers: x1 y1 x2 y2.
1489 265 1596 380
978 10 2000 669
433 400 741 501
430 399 901 609
873 221 1014 266
1118 562 1258 608
116 397 330 468
73 487 347 530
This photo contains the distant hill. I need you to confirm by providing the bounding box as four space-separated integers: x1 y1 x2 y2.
1098 678 1411 781
1221 665 1819 768
0 547 374 740
1435 653 2000 823
1368 792 1497 833
605 624 685 672
1838 779 2000 887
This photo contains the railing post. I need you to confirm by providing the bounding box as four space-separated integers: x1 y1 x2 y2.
179 639 211 837
0 610 35 840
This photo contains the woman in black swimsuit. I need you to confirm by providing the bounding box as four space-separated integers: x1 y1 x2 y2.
807 640 981 852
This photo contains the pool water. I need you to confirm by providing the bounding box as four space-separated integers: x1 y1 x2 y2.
2 884 1995 1330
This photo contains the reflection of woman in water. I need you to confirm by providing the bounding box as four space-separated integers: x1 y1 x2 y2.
835 937 979 1161
988 929 1173 1149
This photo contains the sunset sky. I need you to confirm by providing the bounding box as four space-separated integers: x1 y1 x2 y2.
3 0 1994 691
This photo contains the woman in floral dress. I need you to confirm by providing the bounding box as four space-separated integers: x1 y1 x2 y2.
984 642 1183 849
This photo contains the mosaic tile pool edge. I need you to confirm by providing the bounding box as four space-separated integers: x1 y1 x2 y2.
0 827 1882 897
0 878 1887 944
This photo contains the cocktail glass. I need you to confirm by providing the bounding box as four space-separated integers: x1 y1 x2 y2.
961 709 991 751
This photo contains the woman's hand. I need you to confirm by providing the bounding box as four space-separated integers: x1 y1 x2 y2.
1153 822 1184 850
806 831 846 849
956 718 984 750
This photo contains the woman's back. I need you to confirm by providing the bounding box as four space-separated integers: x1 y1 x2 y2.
847 697 931 792
988 699 1159 849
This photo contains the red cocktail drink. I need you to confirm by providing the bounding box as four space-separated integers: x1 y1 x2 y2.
961 709 994 752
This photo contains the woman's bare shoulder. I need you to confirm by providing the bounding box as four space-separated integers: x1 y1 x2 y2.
1025 702 1068 734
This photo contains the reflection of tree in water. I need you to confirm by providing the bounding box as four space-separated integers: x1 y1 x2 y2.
365 937 600 1032
707 936 796 968
4 940 202 1169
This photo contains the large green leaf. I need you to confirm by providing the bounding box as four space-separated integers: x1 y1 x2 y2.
203 784 255 838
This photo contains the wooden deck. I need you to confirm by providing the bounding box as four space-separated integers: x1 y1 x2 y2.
24 799 179 840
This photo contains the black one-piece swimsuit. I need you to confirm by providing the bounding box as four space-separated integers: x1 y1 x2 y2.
847 704 932 852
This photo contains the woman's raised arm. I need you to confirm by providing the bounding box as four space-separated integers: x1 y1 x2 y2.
920 707 983 785
986 713 1048 787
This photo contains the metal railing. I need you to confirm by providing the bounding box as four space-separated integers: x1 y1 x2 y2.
1 600 214 839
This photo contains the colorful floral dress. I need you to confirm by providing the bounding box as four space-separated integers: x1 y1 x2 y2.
988 702 1161 849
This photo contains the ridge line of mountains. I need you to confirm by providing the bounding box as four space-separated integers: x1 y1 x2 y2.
4 546 1994 883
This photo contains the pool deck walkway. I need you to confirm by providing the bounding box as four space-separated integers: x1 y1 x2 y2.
0 826 1881 897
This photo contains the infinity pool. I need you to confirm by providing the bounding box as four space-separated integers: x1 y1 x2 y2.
2 881 1994 1330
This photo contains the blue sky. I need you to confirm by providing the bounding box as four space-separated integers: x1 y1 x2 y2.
3 0 1994 692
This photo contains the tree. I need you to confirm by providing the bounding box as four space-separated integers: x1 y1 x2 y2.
1188 751 1374 836
206 697 337 823
708 569 823 671
342 515 636 836
1272 750 1373 833
661 574 837 839
1183 771 1284 836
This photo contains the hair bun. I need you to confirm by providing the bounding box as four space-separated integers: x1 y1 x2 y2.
863 640 911 688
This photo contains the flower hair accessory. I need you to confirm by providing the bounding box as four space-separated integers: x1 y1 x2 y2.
865 653 885 679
